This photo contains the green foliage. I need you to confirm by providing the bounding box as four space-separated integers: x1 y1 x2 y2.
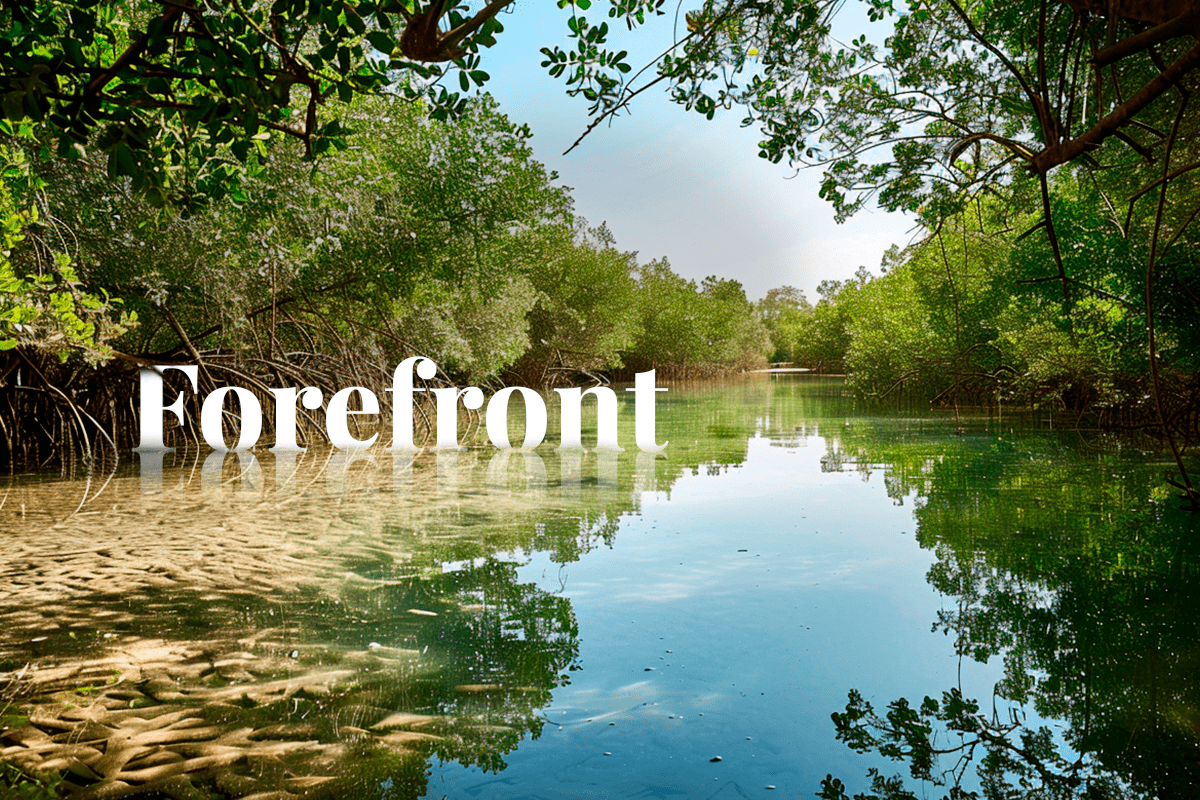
783 269 874 375
15 92 766 388
0 761 64 799
0 149 133 363
0 0 670 206
755 285 810 363
780 186 1198 416
834 207 1013 401
516 223 643 382
614 0 1200 230
22 94 555 379
625 260 771 375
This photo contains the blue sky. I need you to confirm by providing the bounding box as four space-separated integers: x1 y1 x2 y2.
471 0 916 301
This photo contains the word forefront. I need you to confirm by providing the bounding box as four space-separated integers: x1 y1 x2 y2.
136 357 668 452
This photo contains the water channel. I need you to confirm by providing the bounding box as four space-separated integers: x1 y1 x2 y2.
0 375 1196 799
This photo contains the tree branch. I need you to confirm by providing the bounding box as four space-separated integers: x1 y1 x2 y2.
1033 39 1200 173
441 0 515 51
1092 9 1199 69
84 4 185 97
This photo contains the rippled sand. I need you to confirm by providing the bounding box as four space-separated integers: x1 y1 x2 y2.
1 448 614 798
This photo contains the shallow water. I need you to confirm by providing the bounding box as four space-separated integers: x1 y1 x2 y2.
1 376 1196 799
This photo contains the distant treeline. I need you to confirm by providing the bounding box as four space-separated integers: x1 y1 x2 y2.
0 95 772 463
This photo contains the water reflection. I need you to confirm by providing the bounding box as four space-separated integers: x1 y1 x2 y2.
1 377 845 798
818 421 1200 800
4 377 1192 799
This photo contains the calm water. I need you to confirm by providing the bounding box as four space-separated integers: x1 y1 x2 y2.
0 376 1197 799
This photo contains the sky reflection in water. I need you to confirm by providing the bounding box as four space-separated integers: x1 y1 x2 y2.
422 400 1000 799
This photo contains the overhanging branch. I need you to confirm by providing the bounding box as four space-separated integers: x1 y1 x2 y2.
1033 39 1200 173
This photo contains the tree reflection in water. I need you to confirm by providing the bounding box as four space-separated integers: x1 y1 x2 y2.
819 424 1200 800
342 559 581 776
